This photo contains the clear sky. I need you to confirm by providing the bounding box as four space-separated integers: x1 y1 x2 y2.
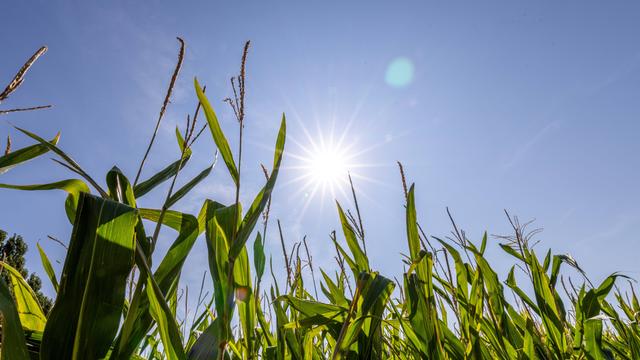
1 1 639 301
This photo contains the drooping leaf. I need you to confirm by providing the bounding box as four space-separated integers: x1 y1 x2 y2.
0 179 90 222
0 132 59 174
14 127 107 197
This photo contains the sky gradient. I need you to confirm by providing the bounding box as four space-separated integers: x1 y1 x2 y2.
1 1 639 301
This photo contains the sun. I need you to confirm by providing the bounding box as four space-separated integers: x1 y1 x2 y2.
276 93 388 217
285 125 368 213
289 133 353 201
305 144 349 188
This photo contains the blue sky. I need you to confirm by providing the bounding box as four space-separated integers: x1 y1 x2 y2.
1 1 639 302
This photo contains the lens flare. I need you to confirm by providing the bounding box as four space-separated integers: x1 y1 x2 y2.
385 57 414 88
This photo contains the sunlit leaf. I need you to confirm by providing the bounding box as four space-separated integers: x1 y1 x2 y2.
0 132 59 174
0 278 30 360
0 261 47 332
0 179 90 222
40 193 137 359
195 78 238 185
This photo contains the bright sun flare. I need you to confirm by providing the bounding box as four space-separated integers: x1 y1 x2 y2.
285 125 375 216
280 101 386 217
306 146 348 187
292 137 353 201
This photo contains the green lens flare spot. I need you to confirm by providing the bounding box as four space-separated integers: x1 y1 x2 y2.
385 57 414 88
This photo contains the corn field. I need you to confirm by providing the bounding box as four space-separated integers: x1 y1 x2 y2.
0 42 639 360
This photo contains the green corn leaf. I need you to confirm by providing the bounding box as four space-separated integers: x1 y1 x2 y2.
235 245 255 357
0 132 59 174
37 243 59 293
499 243 525 262
255 300 275 348
112 207 198 359
208 203 236 312
279 295 346 323
187 317 224 360
142 208 199 292
0 278 30 360
336 201 369 274
338 273 395 356
550 254 585 289
189 202 238 360
479 231 487 255
594 273 628 301
330 236 358 277
542 249 552 272
0 261 47 332
528 252 567 356
40 193 137 360
320 269 349 308
14 127 107 197
106 166 137 205
166 162 215 208
138 207 195 231
133 156 191 198
175 125 187 153
195 78 238 185
505 266 540 313
146 276 187 360
0 179 90 222
434 239 469 305
405 184 420 260
128 228 187 360
231 114 286 260
254 232 266 283
272 113 287 168
576 284 617 360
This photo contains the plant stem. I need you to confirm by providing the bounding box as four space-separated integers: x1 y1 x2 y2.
133 37 184 187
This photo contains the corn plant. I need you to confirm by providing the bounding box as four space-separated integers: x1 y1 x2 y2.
1 41 639 360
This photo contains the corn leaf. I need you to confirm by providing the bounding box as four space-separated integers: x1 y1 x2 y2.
195 78 238 185
253 232 266 283
166 162 215 208
112 207 198 359
40 193 137 360
146 276 187 360
336 202 369 274
0 278 30 360
0 261 47 332
0 179 90 223
231 114 286 260
133 156 191 198
14 127 107 197
37 243 59 293
0 132 59 174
